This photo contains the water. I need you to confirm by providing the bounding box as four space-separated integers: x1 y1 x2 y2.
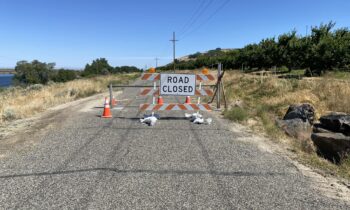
0 74 14 88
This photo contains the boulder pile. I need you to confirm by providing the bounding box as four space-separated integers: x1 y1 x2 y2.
277 103 315 142
311 113 350 163
277 104 350 163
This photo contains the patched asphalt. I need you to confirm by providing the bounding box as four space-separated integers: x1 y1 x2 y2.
0 80 349 209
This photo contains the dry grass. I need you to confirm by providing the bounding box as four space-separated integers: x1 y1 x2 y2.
224 72 350 118
223 71 350 179
0 73 139 125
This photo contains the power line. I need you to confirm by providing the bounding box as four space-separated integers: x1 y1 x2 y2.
178 0 209 36
180 0 231 40
178 0 214 38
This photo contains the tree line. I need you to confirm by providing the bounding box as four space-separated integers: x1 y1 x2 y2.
13 58 141 85
160 22 350 75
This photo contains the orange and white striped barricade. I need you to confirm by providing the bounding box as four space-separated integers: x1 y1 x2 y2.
139 103 212 111
141 73 160 81
139 88 213 96
139 72 215 112
141 73 215 82
196 74 215 81
139 88 160 96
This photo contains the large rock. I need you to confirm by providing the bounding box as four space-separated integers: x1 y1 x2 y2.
313 123 333 134
319 113 350 136
276 118 312 141
311 132 350 163
283 104 315 124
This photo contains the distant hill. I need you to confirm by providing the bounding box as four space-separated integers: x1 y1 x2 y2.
178 48 236 62
159 47 240 70
0 68 15 74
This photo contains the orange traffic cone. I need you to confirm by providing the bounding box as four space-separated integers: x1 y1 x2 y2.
184 96 191 104
111 96 117 106
101 97 112 118
157 96 164 105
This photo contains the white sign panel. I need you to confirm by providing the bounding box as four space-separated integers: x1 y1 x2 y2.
160 74 196 96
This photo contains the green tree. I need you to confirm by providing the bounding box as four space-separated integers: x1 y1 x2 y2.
82 58 113 76
308 22 337 74
260 38 278 69
158 21 350 75
333 28 350 69
14 60 55 85
52 69 77 82
277 31 298 71
109 65 141 73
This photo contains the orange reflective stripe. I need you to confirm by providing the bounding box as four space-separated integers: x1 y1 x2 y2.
206 74 215 80
155 74 160 80
166 104 176 110
140 104 149 110
140 89 150 95
177 104 186 110
189 104 198 110
203 104 211 111
205 89 213 96
141 74 150 80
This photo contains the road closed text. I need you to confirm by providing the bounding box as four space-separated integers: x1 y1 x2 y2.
160 74 196 96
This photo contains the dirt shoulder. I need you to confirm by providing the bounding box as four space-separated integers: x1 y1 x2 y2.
210 111 350 203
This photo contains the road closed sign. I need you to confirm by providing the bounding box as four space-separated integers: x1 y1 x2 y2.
160 74 196 96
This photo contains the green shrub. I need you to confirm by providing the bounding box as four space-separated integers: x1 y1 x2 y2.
52 69 77 82
14 60 55 85
224 107 249 122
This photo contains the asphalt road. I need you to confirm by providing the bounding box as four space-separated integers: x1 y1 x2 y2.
0 79 349 209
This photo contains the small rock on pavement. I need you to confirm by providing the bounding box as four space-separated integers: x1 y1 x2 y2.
283 103 315 124
319 113 350 136
311 132 350 163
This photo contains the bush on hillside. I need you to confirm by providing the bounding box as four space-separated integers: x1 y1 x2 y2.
13 60 55 85
52 69 78 82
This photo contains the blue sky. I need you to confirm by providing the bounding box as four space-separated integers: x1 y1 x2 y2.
0 0 349 69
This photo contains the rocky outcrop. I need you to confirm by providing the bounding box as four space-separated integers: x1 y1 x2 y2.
312 113 350 163
313 123 333 134
277 105 350 163
283 103 315 124
277 119 312 141
311 132 350 163
319 113 350 136
277 104 315 141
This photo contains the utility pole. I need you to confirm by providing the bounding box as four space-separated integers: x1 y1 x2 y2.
155 57 159 68
169 32 178 72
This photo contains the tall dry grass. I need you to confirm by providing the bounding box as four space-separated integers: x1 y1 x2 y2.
224 72 350 118
0 73 139 125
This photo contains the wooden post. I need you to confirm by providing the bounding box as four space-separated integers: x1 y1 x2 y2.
109 83 113 108
217 63 221 109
